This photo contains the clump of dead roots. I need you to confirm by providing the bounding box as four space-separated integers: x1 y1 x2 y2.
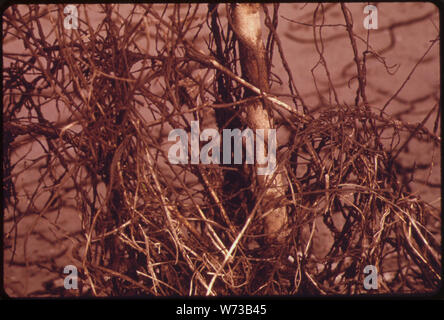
3 3 440 296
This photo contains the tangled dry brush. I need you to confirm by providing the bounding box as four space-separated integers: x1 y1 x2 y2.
3 3 441 296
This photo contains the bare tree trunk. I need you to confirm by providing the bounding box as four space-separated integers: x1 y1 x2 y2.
231 3 288 244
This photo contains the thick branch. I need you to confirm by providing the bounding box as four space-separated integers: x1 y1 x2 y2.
231 3 288 243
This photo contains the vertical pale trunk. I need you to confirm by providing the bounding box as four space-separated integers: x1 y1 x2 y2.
232 3 287 243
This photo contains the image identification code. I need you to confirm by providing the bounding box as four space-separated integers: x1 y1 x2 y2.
176 304 267 317
219 304 267 315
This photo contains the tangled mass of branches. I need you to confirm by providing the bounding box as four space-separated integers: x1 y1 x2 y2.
3 3 441 296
